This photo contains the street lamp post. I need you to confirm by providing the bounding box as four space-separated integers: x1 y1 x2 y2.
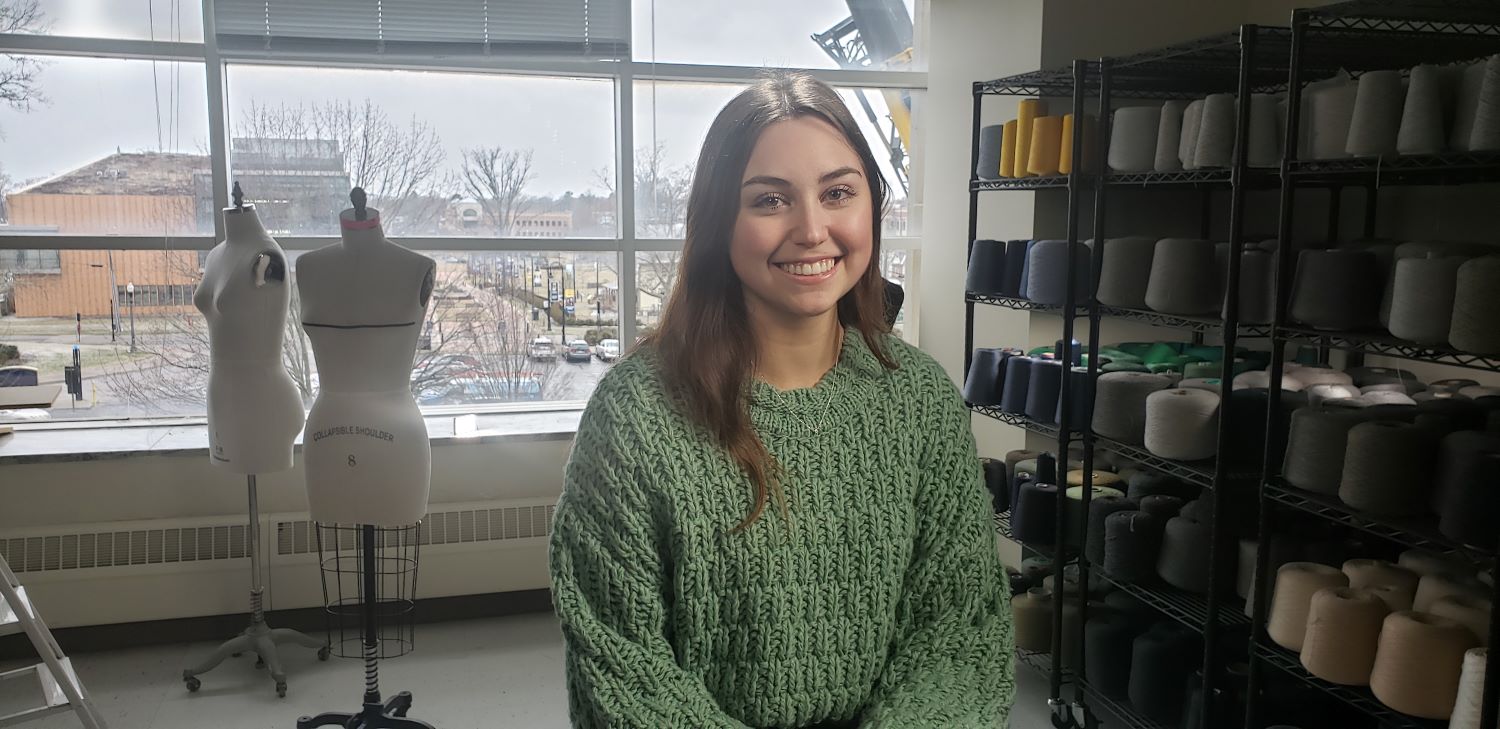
126 282 136 353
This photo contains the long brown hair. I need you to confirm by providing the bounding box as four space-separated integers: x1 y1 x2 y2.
641 71 898 532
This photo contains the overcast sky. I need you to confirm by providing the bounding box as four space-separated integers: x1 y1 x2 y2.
1 0 915 201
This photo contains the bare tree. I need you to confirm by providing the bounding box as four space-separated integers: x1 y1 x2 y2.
0 1 48 114
234 99 447 234
460 146 535 236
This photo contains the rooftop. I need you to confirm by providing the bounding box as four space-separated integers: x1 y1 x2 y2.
16 152 210 197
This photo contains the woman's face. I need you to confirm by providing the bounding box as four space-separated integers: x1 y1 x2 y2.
730 115 873 327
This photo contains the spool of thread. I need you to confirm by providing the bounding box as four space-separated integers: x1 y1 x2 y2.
1012 480 1059 546
1400 549 1469 578
1063 483 1125 548
1471 54 1500 151
1179 496 1213 524
1289 248 1382 330
1025 239 1089 307
1103 510 1163 582
1086 494 1139 567
1017 240 1035 299
1247 93 1281 167
1093 372 1174 445
1431 594 1492 644
999 356 1034 414
1294 368 1355 389
1460 385 1500 399
1021 555 1054 581
1157 516 1213 593
1225 247 1276 325
1360 391 1417 406
999 120 1019 178
1194 93 1236 168
1346 69 1405 157
1340 420 1439 516
1178 99 1204 170
1012 587 1054 652
1348 365 1423 392
1451 256 1500 355
1128 471 1189 501
1095 236 1158 309
1452 62 1487 153
1155 100 1186 172
1268 562 1350 652
1013 99 1045 178
1366 583 1417 612
1379 241 1454 326
1305 383 1362 406
1343 558 1421 597
1146 238 1220 315
1301 587 1391 685
1084 612 1139 699
976 124 1005 180
1399 64 1449 155
961 348 1010 406
1143 388 1220 461
999 240 1029 297
1304 77 1357 160
1058 114 1079 174
1138 494 1184 521
1027 115 1064 177
1055 366 1095 428
1415 572 1489 613
1389 254 1468 344
981 457 1008 513
1283 405 1373 495
1370 611 1478 719
1431 378 1482 394
1005 449 1042 505
1109 106 1160 173
1129 623 1199 724
1450 648 1489 729
1024 359 1065 424
1177 377 1221 393
965 239 1009 295
1436 433 1500 544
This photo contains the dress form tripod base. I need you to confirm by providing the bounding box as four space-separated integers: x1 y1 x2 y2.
297 691 434 729
182 475 329 697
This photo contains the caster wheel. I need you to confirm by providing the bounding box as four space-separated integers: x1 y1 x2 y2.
276 681 287 698
317 646 331 661
184 676 201 693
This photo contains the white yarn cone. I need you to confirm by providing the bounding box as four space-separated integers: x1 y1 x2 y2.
1347 69 1405 157
1470 54 1500 152
1156 100 1186 172
1400 64 1449 155
1195 93 1236 169
1110 106 1162 173
1179 99 1205 171
1452 61 1486 153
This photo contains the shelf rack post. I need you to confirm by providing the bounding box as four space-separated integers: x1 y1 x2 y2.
1245 11 1307 729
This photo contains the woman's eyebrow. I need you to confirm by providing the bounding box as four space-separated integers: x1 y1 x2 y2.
742 167 864 188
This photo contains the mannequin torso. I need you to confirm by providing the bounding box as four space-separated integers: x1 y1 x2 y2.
194 205 304 474
297 208 436 526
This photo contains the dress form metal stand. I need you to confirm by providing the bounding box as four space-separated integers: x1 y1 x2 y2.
182 475 329 697
299 522 430 729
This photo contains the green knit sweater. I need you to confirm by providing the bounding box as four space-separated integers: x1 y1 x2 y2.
549 331 1015 728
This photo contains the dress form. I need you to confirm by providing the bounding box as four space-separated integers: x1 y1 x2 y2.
297 199 435 527
193 202 303 474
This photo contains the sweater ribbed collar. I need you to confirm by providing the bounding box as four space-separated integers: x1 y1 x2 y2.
749 328 887 438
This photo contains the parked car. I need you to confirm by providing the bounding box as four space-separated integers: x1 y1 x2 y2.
529 337 557 362
416 376 543 406
594 339 621 362
564 340 593 363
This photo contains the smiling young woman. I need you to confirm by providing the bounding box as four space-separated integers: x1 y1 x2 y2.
548 72 1015 728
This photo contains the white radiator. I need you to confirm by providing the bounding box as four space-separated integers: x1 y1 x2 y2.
0 498 557 629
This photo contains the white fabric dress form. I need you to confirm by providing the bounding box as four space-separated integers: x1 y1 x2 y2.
195 204 304 474
297 207 435 527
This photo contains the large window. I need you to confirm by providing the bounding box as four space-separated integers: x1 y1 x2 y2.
0 0 927 426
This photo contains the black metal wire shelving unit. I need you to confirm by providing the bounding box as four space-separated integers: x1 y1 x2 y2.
964 25 1312 729
1244 3 1500 729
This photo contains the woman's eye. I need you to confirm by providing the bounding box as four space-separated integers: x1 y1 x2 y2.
825 186 856 203
754 194 786 209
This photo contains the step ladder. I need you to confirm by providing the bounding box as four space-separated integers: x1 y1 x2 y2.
0 555 106 728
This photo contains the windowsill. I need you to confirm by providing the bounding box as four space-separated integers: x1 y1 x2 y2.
0 406 585 466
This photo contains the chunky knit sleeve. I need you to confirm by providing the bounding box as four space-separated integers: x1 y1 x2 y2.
549 373 751 729
858 362 1016 728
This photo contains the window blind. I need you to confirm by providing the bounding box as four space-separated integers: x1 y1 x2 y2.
214 0 629 59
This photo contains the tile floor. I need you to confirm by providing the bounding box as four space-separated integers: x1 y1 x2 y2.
1 611 1082 728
